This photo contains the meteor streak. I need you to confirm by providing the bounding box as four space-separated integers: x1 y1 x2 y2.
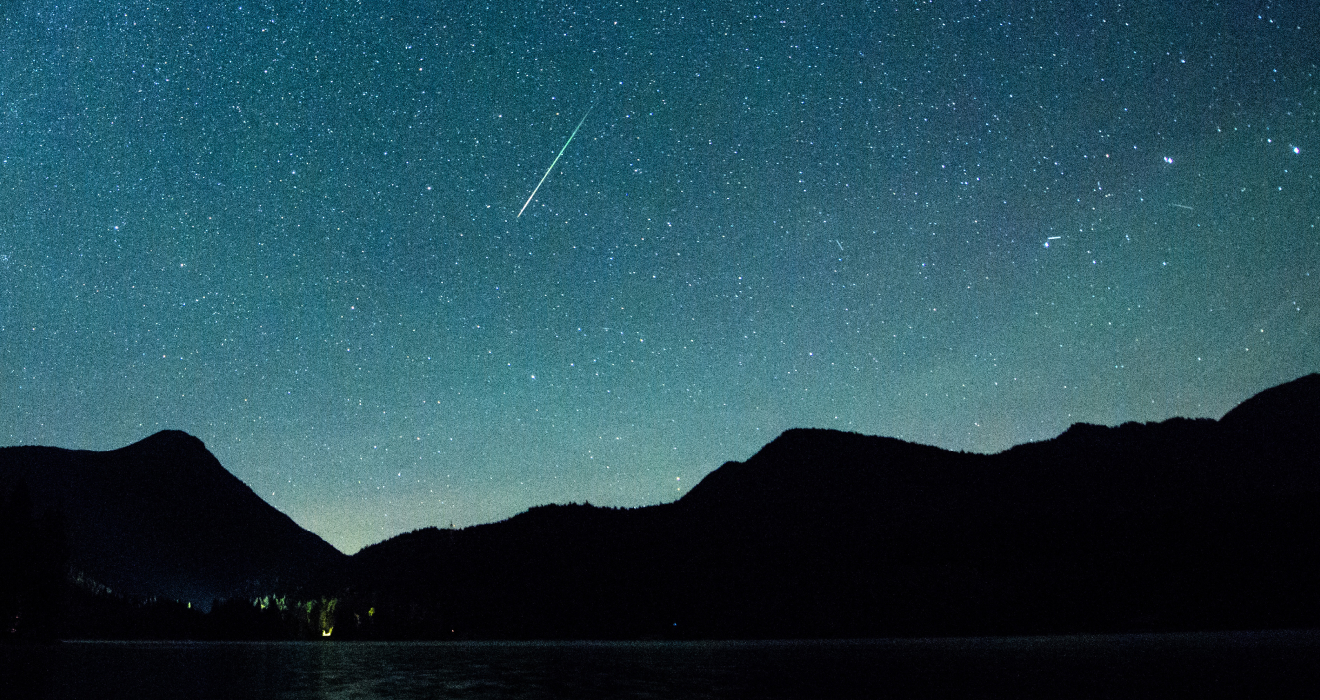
518 102 597 218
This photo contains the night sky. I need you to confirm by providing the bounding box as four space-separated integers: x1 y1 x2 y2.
2 0 1317 553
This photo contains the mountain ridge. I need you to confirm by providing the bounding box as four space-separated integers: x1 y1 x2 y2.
3 373 1318 639
0 430 346 607
343 373 1320 638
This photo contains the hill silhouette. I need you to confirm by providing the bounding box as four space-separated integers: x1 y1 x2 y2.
345 374 1320 639
0 430 345 607
3 376 1319 639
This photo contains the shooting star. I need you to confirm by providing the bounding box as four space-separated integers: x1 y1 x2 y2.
1171 203 1194 211
836 240 844 251
518 102 597 218
1044 236 1061 248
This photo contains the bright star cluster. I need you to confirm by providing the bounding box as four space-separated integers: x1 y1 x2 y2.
2 1 1316 553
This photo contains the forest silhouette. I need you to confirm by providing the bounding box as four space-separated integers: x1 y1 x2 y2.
2 374 1318 641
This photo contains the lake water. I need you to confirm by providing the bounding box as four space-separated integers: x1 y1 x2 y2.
4 631 1319 698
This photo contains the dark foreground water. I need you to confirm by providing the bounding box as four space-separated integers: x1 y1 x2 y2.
4 631 1320 699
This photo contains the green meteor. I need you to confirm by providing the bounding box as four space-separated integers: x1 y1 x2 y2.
518 102 597 218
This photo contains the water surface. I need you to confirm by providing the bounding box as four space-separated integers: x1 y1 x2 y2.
4 631 1319 698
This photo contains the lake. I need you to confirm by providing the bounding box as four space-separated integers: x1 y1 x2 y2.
4 631 1319 698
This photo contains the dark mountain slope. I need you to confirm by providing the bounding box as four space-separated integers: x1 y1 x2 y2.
0 430 345 605
348 374 1320 639
1217 372 1320 491
351 502 684 639
6 375 1316 638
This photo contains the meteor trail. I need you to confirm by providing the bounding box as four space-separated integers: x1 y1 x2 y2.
518 102 597 218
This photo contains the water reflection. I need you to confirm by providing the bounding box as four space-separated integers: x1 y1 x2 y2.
3 632 1320 699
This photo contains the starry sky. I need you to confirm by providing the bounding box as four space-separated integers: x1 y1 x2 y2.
2 0 1317 553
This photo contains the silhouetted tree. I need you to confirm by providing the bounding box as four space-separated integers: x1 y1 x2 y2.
0 481 68 641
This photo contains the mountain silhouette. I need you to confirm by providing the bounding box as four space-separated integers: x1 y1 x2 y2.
4 375 1319 639
0 430 345 607
345 374 1320 639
